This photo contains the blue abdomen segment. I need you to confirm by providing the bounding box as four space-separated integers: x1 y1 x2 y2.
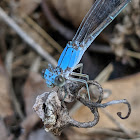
57 44 73 70
44 69 58 87
57 42 85 71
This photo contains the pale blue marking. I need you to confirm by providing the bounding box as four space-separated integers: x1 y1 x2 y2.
68 49 80 68
60 47 73 70
109 15 114 20
57 45 68 66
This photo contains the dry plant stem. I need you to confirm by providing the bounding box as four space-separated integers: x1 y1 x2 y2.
33 91 100 135
125 50 140 60
33 80 131 135
66 80 131 120
0 7 57 67
69 108 99 128
30 57 41 73
77 98 131 120
24 16 63 53
5 51 24 119
100 100 131 119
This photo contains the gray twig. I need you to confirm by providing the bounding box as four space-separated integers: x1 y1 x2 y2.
5 51 24 119
33 80 131 135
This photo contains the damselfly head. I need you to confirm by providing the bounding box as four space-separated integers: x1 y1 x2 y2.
54 75 65 87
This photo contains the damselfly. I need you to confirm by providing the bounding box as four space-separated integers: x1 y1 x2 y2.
42 0 130 100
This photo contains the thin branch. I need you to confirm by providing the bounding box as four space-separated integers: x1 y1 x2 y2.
69 108 99 128
77 98 131 120
29 57 41 73
125 50 140 60
24 15 63 53
5 51 24 119
97 100 131 119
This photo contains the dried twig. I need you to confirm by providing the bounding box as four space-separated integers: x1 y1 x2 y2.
24 16 63 54
33 80 131 135
5 51 24 120
33 91 100 135
29 57 41 73
0 7 57 67
125 50 140 60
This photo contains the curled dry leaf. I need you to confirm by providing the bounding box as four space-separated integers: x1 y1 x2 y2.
33 91 69 135
0 57 13 117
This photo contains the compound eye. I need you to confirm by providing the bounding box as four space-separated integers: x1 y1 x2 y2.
41 69 45 79
56 75 63 82
55 75 65 87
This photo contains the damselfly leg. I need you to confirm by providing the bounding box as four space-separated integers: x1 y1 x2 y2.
71 72 89 81
72 63 89 80
68 77 90 100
